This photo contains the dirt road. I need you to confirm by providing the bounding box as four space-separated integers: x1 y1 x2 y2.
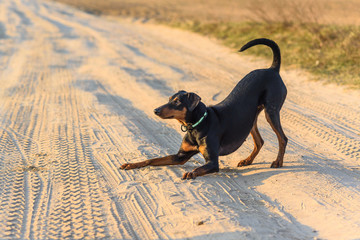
0 0 359 239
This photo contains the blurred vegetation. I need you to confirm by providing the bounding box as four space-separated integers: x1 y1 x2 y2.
172 21 360 87
53 0 360 87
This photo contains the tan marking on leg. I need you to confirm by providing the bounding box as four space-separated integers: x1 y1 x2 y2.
181 141 198 152
198 145 206 155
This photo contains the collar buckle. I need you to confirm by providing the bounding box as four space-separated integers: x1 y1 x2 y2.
181 125 188 132
180 111 207 132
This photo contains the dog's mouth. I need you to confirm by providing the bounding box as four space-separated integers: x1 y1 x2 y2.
163 115 174 119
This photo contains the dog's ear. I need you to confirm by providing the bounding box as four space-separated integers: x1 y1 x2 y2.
186 92 201 111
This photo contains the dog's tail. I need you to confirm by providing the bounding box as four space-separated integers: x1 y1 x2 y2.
239 38 281 72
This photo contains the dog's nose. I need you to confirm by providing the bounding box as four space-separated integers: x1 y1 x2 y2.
154 108 161 115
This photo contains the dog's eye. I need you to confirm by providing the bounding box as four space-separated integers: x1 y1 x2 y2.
173 98 181 105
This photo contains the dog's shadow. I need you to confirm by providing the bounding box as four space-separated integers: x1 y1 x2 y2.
181 160 309 183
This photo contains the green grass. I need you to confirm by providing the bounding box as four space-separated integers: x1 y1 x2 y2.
171 21 360 87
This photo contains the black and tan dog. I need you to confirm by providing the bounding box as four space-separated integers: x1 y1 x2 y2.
121 38 288 180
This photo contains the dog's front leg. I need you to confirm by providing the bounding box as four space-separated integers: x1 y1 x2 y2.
121 150 198 170
182 140 219 180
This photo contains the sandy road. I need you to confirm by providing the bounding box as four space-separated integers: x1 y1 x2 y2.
0 0 359 239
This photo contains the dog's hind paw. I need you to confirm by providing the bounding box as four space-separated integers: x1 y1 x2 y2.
270 161 283 168
237 159 252 167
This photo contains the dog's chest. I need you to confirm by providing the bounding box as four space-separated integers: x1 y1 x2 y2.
219 139 245 156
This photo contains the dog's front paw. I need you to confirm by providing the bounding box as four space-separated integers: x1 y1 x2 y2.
182 171 198 180
120 163 139 170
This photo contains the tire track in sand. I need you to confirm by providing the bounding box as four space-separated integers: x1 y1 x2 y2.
283 107 360 160
0 1 111 238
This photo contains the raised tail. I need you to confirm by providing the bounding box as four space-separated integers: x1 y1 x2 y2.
239 38 281 72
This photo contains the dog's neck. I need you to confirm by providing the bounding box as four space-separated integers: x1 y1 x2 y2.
185 102 207 126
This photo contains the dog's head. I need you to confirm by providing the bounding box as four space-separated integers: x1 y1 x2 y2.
154 90 201 123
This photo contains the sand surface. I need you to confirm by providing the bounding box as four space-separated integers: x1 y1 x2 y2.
0 0 359 239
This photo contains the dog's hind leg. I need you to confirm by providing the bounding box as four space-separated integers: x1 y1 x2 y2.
237 107 264 167
265 109 288 168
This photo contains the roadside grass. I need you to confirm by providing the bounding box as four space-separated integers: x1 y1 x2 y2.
172 21 360 87
52 0 360 88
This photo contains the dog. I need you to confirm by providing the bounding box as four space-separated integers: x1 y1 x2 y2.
121 38 288 180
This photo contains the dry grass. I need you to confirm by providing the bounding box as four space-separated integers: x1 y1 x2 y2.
176 21 360 86
52 0 360 87
52 0 360 25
